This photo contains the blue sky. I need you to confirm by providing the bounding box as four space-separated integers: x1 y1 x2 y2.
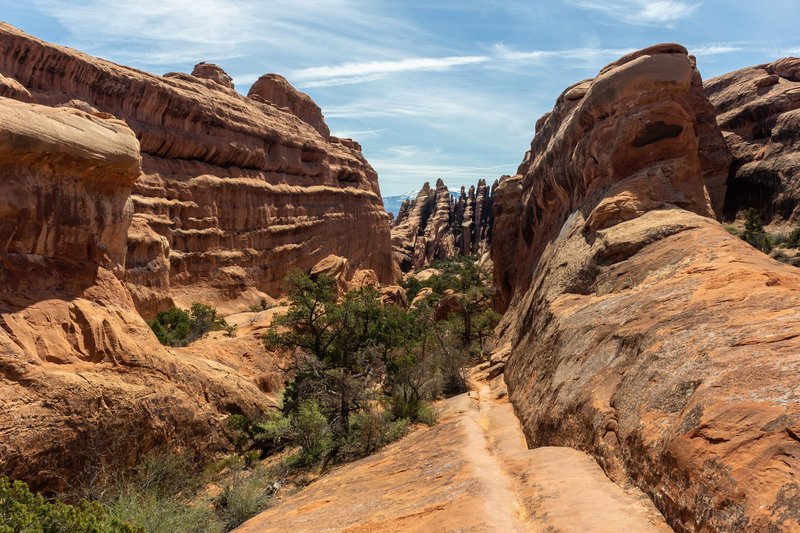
2 1 800 195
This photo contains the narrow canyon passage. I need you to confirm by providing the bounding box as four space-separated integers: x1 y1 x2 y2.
235 370 672 532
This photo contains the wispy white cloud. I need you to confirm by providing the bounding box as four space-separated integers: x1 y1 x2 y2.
30 0 419 68
688 44 743 57
292 56 489 86
492 43 635 64
329 129 388 140
301 74 391 88
569 0 700 26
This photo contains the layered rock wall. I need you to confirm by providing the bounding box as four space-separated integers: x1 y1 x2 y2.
0 23 396 318
0 98 277 492
705 57 800 223
0 23 395 492
392 178 495 272
494 44 800 531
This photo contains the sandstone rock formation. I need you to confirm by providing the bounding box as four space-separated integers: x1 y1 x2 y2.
494 44 800 531
0 22 399 493
191 62 235 89
705 57 800 223
248 73 330 139
0 97 278 492
392 178 495 272
236 382 670 532
0 22 396 319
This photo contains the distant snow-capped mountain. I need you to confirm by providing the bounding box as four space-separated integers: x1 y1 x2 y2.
382 189 421 217
382 188 461 217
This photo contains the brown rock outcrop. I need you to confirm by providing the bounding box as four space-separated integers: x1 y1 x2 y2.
247 73 330 139
0 23 396 319
705 57 800 223
494 44 800 531
191 61 234 89
392 178 495 272
0 97 276 492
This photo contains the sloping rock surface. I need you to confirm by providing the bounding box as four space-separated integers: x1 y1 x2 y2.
493 44 800 531
0 23 396 318
705 57 800 223
236 382 670 532
0 98 278 492
392 178 495 272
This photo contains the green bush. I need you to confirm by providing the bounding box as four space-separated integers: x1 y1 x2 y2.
0 477 140 533
346 410 407 457
741 208 773 253
216 468 274 531
785 226 800 248
147 303 229 346
105 488 218 533
417 404 439 426
399 276 422 302
291 400 331 464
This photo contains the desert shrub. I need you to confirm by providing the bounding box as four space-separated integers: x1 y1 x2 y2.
0 477 140 533
249 298 271 313
131 451 199 499
741 208 774 253
417 404 439 426
253 412 292 448
786 228 800 248
216 468 275 531
399 275 422 302
345 410 407 457
105 488 218 533
230 401 330 465
147 303 229 346
289 400 330 463
724 224 739 236
771 249 790 263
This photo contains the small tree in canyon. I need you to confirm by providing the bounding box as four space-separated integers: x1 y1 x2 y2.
260 257 499 464
263 271 402 460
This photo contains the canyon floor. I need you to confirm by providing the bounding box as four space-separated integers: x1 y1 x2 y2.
235 368 672 532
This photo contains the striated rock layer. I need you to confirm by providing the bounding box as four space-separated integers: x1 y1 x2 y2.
494 44 800 531
392 178 495 272
0 97 278 492
0 22 396 318
705 57 800 223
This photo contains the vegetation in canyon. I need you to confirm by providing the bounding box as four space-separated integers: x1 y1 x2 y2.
2 256 497 533
147 303 234 347
250 254 498 466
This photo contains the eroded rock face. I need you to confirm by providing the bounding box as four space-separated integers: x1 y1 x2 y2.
248 73 330 139
392 178 495 272
191 62 234 89
0 23 396 318
705 57 800 223
0 98 277 492
494 44 800 531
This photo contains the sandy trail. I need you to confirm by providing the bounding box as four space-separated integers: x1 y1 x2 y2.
235 374 672 532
